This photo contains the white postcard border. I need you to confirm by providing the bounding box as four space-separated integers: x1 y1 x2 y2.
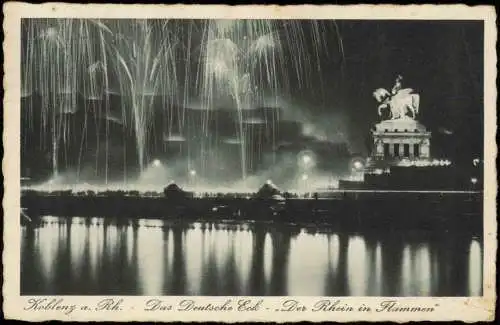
3 3 497 322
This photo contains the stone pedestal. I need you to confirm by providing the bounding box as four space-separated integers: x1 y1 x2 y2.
371 117 431 163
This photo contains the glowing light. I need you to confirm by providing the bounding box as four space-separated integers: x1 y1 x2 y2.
396 159 452 168
152 159 161 168
471 177 478 185
189 169 197 177
298 151 316 170
352 160 364 171
302 155 312 165
301 174 308 181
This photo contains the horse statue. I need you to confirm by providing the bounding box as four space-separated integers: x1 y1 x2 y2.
373 76 420 120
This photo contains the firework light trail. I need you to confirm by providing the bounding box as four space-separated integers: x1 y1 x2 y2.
195 19 332 183
21 18 336 191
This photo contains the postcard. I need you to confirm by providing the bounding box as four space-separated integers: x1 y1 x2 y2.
3 3 497 322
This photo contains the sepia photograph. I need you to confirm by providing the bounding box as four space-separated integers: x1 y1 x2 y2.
3 3 496 322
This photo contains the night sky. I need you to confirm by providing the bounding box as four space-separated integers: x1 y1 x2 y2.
20 19 484 183
317 20 483 161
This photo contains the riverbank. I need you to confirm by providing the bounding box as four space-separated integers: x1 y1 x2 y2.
21 190 482 234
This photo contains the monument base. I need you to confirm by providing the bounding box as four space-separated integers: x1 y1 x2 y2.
368 117 432 171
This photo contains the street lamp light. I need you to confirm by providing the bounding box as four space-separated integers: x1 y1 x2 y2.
352 160 364 171
298 150 316 170
301 173 309 195
152 159 161 167
302 154 312 166
469 177 478 200
188 169 197 189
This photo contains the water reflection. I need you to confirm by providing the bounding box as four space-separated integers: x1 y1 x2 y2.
372 243 383 295
468 239 482 296
137 226 165 295
288 231 329 296
21 216 483 296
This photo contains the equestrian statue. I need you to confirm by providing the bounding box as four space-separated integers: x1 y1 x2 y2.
373 75 420 120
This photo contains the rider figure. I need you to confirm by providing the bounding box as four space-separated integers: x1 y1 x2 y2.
391 75 403 95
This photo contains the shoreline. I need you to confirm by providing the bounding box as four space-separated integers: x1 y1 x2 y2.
21 190 483 235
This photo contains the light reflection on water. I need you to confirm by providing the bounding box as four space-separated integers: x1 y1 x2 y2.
288 232 329 296
468 239 482 296
373 243 383 295
137 226 165 295
347 236 368 296
21 216 483 296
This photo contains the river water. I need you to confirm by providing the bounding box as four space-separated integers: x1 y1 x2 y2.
21 216 482 296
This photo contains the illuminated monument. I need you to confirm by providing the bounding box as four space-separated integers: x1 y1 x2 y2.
369 75 432 168
339 75 463 190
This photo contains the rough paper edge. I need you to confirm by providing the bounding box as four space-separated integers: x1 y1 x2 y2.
2 2 497 322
